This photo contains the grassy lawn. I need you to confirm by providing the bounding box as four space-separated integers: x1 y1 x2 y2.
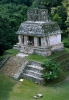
0 73 69 100
26 48 69 62
4 49 19 56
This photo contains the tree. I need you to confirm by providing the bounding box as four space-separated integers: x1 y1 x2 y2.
50 5 67 32
32 0 60 12
0 4 28 55
1 0 34 6
52 13 62 26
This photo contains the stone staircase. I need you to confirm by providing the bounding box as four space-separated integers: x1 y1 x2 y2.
0 56 28 79
22 61 44 84
20 46 34 54
0 56 44 84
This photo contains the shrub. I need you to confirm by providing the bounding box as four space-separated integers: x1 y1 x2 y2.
42 61 60 81
63 38 69 48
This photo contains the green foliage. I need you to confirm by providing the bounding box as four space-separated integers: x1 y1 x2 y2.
50 6 67 30
32 0 63 11
63 38 69 48
0 0 34 6
65 21 69 27
42 61 61 80
52 13 62 25
0 4 28 55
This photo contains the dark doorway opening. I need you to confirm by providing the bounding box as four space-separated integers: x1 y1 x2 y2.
28 36 34 46
22 35 24 43
38 37 41 46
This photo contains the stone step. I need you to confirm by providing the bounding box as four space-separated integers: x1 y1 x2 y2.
23 73 44 84
28 49 34 54
20 46 34 54
22 61 44 84
25 65 44 73
28 65 43 69
28 61 42 66
13 60 28 79
24 70 43 77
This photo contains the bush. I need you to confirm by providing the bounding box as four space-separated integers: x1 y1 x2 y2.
63 38 69 48
42 61 61 81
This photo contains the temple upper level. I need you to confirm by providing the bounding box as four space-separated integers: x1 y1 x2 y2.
27 8 48 22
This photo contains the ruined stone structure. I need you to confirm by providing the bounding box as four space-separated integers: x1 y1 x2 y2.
13 8 64 56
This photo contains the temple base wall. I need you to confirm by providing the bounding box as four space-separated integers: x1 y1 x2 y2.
34 47 51 56
13 42 64 57
50 42 64 51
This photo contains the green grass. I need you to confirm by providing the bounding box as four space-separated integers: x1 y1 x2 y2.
26 48 69 62
4 49 19 56
0 73 69 100
0 73 17 100
26 54 49 62
0 49 19 60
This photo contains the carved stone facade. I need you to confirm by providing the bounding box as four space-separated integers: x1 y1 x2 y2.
27 9 48 22
13 8 64 56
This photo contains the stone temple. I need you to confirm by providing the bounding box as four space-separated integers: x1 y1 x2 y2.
13 8 64 56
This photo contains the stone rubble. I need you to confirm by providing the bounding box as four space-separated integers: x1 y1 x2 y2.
34 94 43 99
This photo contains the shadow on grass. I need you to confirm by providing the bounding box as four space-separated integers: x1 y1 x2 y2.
0 73 17 100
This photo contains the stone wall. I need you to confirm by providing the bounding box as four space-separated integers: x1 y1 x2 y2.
34 47 51 57
49 34 61 46
51 43 64 51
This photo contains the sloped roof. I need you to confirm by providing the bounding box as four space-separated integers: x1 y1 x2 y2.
16 21 62 37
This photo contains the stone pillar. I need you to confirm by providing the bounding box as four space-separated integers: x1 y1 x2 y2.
18 35 23 44
41 37 47 47
46 37 49 46
34 37 38 47
24 36 28 45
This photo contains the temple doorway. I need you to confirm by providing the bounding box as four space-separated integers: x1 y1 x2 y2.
22 35 24 44
28 36 34 46
38 37 41 46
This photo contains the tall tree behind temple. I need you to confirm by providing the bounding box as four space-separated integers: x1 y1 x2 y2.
0 0 34 6
31 0 63 10
0 4 28 55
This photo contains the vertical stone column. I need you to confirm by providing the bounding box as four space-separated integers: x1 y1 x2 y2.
24 36 28 45
34 37 38 47
18 35 23 44
41 37 47 47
